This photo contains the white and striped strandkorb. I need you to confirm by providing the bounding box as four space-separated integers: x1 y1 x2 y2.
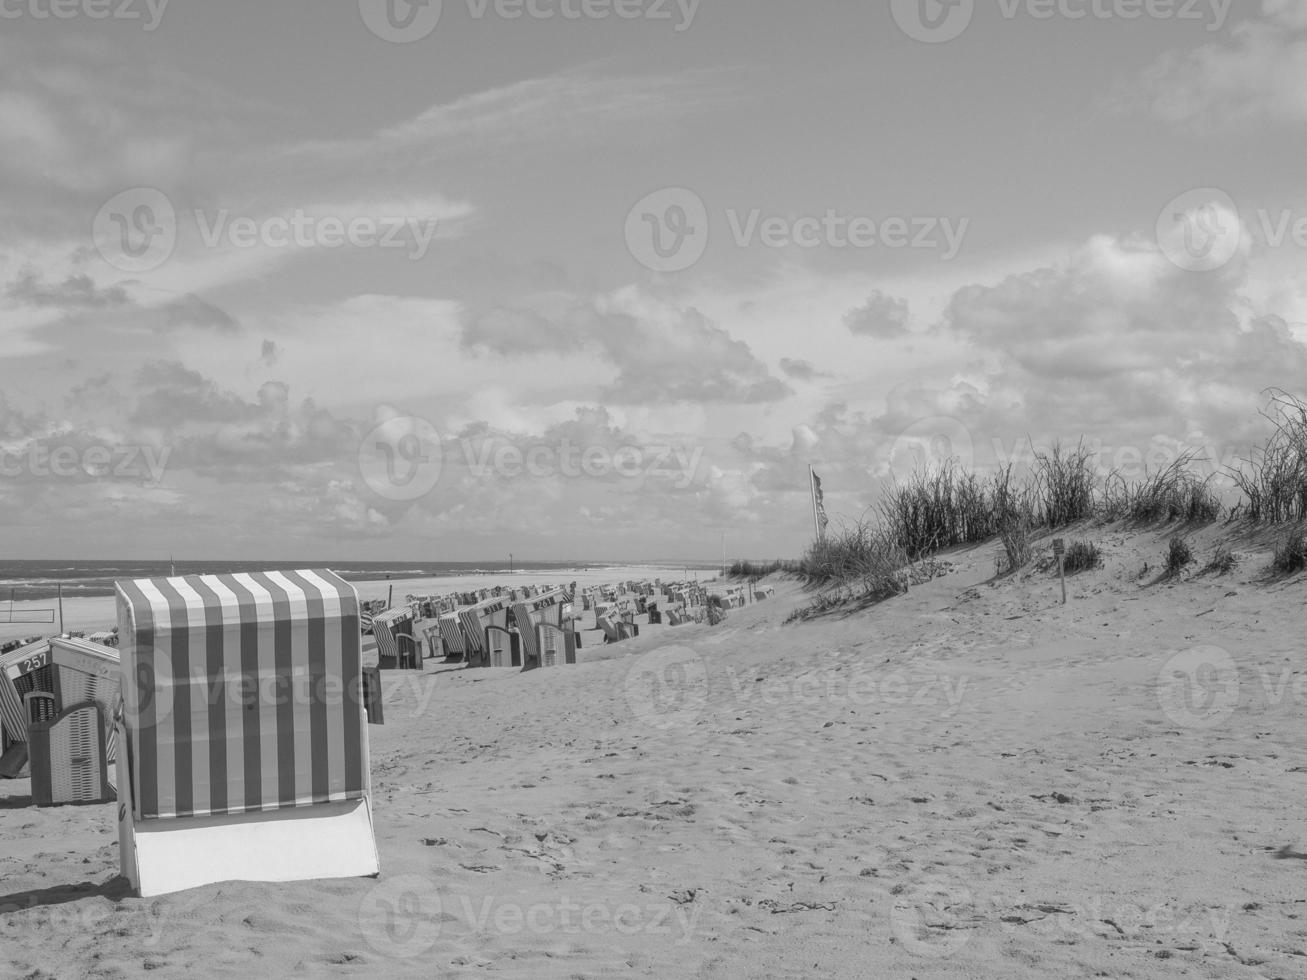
437 612 464 658
115 569 367 823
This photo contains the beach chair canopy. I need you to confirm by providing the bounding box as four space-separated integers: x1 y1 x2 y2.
115 569 367 822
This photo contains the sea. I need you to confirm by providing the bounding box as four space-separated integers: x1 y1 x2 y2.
0 560 719 603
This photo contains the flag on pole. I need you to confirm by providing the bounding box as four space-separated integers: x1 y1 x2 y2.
810 467 829 540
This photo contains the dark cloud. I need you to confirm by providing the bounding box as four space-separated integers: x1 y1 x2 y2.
844 290 910 338
7 273 129 309
163 294 240 333
462 296 791 405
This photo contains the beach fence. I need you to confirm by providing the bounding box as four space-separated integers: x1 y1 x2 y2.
114 569 379 898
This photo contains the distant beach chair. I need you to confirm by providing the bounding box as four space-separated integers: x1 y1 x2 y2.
372 608 420 670
512 589 571 670
460 598 509 669
436 611 465 661
114 568 379 897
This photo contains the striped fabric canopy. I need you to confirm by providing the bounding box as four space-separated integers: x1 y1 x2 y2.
116 569 367 822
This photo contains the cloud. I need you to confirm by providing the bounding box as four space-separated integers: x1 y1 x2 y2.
163 294 239 333
7 273 129 309
279 69 732 169
462 288 792 405
778 358 828 380
844 290 911 338
1116 3 1307 128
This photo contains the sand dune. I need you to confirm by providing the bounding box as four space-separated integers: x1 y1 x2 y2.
1 529 1304 978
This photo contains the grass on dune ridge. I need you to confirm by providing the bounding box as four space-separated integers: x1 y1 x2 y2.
725 392 1307 614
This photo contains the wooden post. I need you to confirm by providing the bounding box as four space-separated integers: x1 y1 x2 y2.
58 582 64 635
1053 539 1066 605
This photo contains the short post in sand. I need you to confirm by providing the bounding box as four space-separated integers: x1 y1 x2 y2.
1053 538 1066 605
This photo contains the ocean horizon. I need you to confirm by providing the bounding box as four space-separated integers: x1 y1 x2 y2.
0 559 723 602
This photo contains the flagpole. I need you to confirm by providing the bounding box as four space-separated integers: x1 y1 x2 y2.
809 465 820 542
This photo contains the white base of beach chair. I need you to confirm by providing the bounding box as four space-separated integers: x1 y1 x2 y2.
115 741 379 897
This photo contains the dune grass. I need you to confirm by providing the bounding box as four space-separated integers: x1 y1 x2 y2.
770 393 1307 617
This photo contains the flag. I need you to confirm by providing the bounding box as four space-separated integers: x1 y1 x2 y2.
811 468 829 539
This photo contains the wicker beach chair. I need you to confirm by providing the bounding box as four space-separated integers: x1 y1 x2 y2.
29 701 112 807
372 608 419 670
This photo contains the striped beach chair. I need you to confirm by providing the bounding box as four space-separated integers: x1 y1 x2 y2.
436 611 465 661
459 598 508 669
113 569 379 897
372 608 418 670
511 589 571 671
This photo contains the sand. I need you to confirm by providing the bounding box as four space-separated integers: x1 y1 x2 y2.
1 527 1304 978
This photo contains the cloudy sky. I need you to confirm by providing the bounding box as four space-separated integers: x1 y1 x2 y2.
2 0 1306 561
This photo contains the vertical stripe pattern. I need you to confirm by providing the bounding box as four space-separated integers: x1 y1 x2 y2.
114 569 366 822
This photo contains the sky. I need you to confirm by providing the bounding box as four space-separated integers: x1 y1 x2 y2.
2 0 1306 560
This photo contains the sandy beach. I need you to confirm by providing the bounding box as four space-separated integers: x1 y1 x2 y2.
1 525 1302 978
